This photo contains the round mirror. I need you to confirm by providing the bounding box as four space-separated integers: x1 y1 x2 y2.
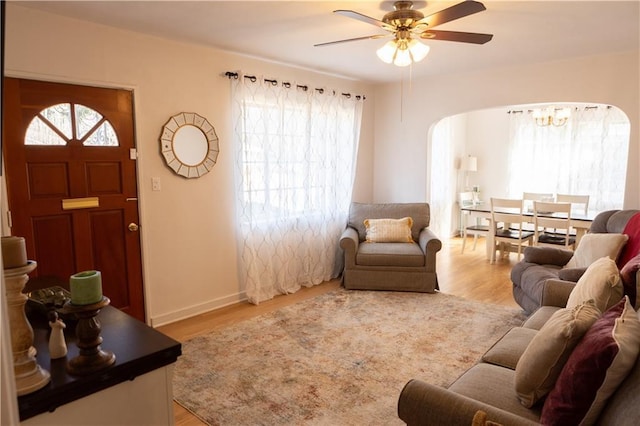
160 112 219 178
173 125 208 166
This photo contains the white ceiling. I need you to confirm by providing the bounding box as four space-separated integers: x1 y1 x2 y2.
17 1 640 83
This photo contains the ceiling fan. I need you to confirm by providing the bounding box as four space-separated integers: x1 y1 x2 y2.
315 1 493 66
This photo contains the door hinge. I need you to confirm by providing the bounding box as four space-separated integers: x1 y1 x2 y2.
130 148 138 160
6 210 12 229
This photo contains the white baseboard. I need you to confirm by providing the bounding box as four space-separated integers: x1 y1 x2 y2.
150 291 247 328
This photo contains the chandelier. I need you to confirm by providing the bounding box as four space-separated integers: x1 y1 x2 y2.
376 30 430 67
532 106 571 127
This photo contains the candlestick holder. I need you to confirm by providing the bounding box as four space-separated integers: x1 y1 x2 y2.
64 296 116 376
4 261 51 395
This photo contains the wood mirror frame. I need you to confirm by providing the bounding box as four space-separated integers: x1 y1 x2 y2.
160 112 219 178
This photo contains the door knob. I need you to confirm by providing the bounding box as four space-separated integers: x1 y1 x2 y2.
128 223 139 232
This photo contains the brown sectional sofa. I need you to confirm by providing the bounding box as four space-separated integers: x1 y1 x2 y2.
511 209 639 314
399 208 640 424
396 208 640 424
398 270 640 426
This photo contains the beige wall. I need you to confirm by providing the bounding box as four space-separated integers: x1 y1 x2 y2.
373 51 640 209
4 4 638 326
3 4 375 325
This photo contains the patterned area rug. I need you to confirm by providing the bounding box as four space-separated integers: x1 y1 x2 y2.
173 288 526 425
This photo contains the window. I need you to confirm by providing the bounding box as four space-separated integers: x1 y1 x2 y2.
507 105 629 212
230 76 363 303
239 99 355 221
25 103 118 146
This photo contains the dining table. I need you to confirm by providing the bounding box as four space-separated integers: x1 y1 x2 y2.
460 202 597 261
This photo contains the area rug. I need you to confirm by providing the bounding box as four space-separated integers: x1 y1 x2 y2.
173 289 526 425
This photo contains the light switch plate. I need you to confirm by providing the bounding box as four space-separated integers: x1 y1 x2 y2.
152 177 161 191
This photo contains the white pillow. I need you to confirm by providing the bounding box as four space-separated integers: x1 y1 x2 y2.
564 233 628 269
566 257 624 313
364 217 413 243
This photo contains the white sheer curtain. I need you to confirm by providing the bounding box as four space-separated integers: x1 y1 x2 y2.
430 117 456 239
230 74 363 304
507 105 629 212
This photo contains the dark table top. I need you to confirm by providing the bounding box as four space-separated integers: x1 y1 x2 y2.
17 305 182 421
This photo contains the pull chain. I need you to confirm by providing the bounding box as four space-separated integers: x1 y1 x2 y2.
400 71 404 123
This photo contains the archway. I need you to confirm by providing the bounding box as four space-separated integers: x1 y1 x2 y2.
430 102 631 238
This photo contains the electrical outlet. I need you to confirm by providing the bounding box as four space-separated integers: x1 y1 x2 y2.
152 177 161 191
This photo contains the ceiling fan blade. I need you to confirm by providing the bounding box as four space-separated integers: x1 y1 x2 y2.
314 34 390 47
334 10 395 31
420 29 493 45
416 1 487 29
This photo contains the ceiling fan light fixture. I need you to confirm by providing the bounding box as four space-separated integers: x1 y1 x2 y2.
407 39 430 62
394 47 412 67
376 40 398 64
321 1 493 66
376 37 430 67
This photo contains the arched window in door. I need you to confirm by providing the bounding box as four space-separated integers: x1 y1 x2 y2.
25 103 119 146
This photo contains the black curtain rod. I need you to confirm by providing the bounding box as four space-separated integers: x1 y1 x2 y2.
224 71 365 100
508 105 611 114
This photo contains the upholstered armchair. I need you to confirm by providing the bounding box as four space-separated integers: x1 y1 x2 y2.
339 202 441 292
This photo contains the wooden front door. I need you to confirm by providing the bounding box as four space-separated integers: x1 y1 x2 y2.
3 78 145 322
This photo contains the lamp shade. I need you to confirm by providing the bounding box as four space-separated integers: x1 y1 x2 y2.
461 156 478 172
376 41 397 64
394 48 412 67
408 39 430 62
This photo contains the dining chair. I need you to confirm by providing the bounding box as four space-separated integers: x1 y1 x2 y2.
556 194 590 216
522 192 555 212
490 198 535 263
522 192 555 231
533 201 576 249
459 192 490 254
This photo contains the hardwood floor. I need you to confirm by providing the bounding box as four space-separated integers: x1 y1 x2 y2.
157 236 522 426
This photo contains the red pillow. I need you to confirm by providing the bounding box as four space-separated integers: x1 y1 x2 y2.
620 252 640 309
541 296 640 426
617 212 640 268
